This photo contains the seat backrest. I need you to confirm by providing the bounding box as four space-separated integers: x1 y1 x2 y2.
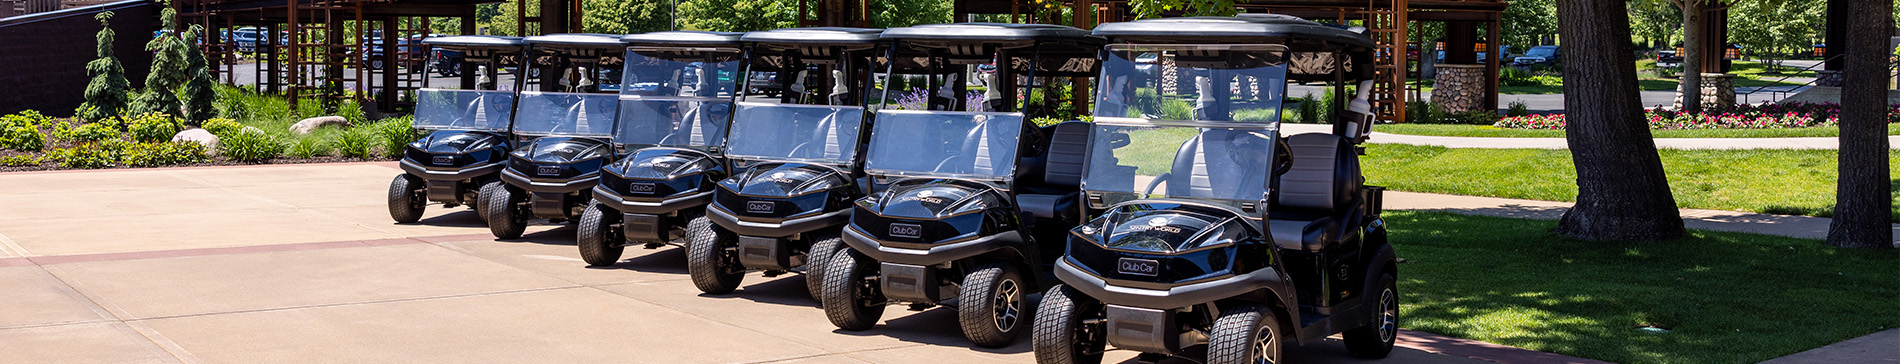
1278 133 1359 214
1167 129 1271 200
1041 122 1091 188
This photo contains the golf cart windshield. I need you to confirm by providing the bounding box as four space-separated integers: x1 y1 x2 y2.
1095 44 1288 123
864 110 1024 180
512 91 619 136
613 47 745 148
723 102 866 164
1081 119 1277 209
413 89 515 131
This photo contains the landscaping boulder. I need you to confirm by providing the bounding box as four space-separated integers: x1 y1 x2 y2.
290 116 349 135
172 128 218 152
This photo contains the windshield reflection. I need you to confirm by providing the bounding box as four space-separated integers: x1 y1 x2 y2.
864 110 1023 179
1095 45 1289 123
724 102 866 164
1082 122 1276 204
414 89 515 131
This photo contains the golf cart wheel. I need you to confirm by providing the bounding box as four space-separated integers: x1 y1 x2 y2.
959 261 1027 348
685 215 743 294
804 229 844 302
1207 303 1282 364
1343 274 1398 358
482 182 527 239
576 202 623 267
439 61 461 77
472 180 502 223
387 174 426 223
1032 285 1106 364
821 248 885 330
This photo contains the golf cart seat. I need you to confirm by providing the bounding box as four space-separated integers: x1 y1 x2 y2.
655 102 730 146
786 110 847 159
1017 121 1091 223
1163 129 1272 200
1267 133 1362 252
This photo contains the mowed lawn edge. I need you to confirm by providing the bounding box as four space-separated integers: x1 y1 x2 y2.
1361 144 1900 220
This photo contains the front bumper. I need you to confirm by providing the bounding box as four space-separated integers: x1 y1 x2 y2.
400 159 505 182
706 203 849 238
840 225 1022 266
591 185 714 215
501 168 599 195
1055 258 1285 311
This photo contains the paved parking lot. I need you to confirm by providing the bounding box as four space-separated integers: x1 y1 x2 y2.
0 163 1554 364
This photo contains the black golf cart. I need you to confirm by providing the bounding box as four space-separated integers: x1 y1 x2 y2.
1031 15 1398 364
388 36 530 224
576 31 748 266
484 33 627 239
818 23 1104 348
686 27 883 300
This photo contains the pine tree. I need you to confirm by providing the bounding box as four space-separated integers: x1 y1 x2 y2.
130 0 188 117
181 24 216 125
79 12 130 121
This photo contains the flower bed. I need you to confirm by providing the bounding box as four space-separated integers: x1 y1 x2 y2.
1494 102 1900 130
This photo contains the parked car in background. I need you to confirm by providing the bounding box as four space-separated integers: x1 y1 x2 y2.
1655 50 1682 68
1513 45 1561 66
431 48 465 76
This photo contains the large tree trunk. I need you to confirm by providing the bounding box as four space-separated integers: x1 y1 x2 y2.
1554 0 1685 241
1825 0 1894 248
1677 0 1704 112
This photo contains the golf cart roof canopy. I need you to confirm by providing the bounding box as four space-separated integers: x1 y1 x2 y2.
420 35 527 50
621 31 746 46
524 33 627 49
742 27 884 48
881 23 1100 45
1092 15 1375 50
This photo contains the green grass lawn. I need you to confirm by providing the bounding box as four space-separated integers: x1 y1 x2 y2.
1388 211 1898 364
1361 144 1900 219
1374 124 1900 138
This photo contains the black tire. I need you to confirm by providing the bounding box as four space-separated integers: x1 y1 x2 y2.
1032 285 1105 364
821 248 884 330
804 229 844 302
483 182 527 239
685 215 743 294
472 180 501 223
1207 304 1282 364
388 174 426 223
959 261 1027 348
576 202 623 267
440 60 461 77
1343 274 1399 358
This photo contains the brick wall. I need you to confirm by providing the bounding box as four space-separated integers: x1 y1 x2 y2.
0 0 154 116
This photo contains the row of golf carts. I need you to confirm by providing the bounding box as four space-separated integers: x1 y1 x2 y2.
388 15 1396 364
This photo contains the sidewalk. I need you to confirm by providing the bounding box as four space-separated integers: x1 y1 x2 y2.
1281 123 1888 150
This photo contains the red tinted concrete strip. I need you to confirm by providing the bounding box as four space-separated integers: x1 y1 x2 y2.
411 234 500 243
18 234 483 266
1397 329 1613 364
1 161 399 175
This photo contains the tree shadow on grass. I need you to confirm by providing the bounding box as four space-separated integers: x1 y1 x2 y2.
1385 211 1900 364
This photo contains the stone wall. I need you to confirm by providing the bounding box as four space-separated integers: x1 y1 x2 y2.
1672 73 1735 110
1430 64 1486 113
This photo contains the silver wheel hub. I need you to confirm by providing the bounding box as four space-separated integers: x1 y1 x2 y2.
1252 324 1278 364
993 279 1020 331
1378 288 1397 342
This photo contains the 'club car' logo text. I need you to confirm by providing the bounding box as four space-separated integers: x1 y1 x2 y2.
1117 257 1159 276
628 182 657 194
889 223 922 239
745 200 775 214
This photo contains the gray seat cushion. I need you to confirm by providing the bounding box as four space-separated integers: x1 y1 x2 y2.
1268 217 1336 252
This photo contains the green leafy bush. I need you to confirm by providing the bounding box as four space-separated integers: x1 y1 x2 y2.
1500 67 1539 87
1404 101 1446 123
125 113 184 143
368 116 418 158
1445 110 1502 125
1506 100 1531 117
220 129 283 162
43 140 123 169
0 113 46 151
335 129 375 159
201 118 243 138
1158 99 1194 121
52 121 120 144
122 141 208 167
0 154 40 166
285 137 329 159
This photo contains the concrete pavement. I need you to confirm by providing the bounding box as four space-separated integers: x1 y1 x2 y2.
0 162 1570 364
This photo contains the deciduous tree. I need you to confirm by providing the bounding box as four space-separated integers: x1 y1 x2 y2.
79 12 129 121
1126 0 1237 18
677 0 795 32
1554 0 1685 241
1825 0 1894 248
584 0 671 34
